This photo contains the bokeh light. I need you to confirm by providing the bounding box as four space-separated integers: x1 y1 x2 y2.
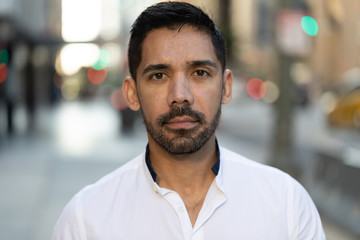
0 63 8 84
263 81 280 103
246 78 267 99
301 16 319 36
290 62 312 85
101 43 123 68
57 43 99 76
320 92 338 114
61 0 101 42
110 89 128 111
0 49 9 64
88 67 108 85
92 49 110 70
61 78 81 100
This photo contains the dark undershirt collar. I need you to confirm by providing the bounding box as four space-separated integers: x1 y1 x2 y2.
145 139 221 182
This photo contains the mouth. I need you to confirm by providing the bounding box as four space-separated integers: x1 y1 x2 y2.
165 116 199 129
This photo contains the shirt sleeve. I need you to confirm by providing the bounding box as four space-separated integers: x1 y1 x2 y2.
51 194 83 240
288 178 327 240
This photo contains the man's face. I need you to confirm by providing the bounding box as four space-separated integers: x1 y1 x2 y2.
129 26 232 154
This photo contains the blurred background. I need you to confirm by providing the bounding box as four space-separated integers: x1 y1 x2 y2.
0 0 359 239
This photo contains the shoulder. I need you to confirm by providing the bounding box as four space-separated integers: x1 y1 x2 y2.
51 153 146 239
78 152 146 201
220 146 292 183
219 146 307 202
219 147 326 239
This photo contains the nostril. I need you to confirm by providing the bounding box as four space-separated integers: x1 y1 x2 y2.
167 78 194 106
171 99 190 106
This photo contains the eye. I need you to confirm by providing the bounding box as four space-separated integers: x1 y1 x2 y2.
193 70 210 78
150 72 165 81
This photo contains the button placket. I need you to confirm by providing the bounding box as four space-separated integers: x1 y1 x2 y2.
191 228 204 240
193 180 227 234
178 206 185 213
164 191 193 239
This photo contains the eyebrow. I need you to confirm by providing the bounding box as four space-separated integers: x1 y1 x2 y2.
190 60 218 70
141 60 218 77
142 64 169 76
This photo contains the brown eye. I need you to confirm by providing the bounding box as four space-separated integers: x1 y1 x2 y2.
196 70 205 76
194 70 209 78
150 72 165 80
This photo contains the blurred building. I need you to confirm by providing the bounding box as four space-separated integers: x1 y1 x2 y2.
310 0 360 87
228 0 360 94
0 0 152 137
0 0 61 40
0 0 62 137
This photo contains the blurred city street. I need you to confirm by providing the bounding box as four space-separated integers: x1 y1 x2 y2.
1 0 360 239
0 96 359 240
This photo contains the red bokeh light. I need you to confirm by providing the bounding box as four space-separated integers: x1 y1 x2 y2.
246 78 267 99
88 67 108 85
110 89 128 111
0 63 8 84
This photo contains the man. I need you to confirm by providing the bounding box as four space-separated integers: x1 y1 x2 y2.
52 2 326 239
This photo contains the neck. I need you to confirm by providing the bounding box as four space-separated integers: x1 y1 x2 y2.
148 135 218 192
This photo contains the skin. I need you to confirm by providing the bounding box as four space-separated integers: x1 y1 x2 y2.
123 25 233 226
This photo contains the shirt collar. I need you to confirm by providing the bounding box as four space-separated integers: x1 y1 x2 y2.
145 139 221 182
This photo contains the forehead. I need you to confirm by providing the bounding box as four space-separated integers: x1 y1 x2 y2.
138 26 219 70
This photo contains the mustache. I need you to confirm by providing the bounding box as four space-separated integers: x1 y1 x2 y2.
157 106 206 126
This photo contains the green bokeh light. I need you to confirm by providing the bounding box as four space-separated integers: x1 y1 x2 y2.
0 49 9 64
301 16 318 36
92 49 110 70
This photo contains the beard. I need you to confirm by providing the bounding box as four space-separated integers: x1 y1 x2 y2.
142 104 221 155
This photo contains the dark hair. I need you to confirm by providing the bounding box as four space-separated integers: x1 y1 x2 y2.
128 1 226 80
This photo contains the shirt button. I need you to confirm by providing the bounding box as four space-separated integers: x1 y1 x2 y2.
178 206 185 213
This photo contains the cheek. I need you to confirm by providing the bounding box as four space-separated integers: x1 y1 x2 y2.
192 89 222 121
193 85 222 106
138 89 168 120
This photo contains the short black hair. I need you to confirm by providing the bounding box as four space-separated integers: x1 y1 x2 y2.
128 1 227 80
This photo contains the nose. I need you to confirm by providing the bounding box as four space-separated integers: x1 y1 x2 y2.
167 73 194 106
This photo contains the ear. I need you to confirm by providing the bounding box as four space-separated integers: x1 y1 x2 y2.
221 69 233 104
122 76 140 111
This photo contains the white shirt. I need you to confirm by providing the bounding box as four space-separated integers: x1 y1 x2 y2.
52 146 326 240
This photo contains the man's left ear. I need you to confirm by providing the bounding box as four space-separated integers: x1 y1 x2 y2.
221 69 233 104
